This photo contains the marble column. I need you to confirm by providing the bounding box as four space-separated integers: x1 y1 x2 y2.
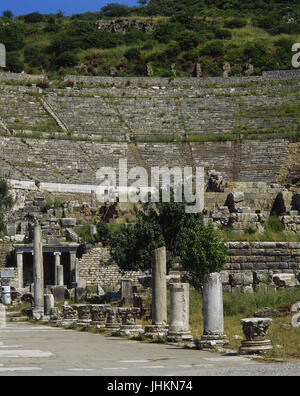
167 283 193 343
199 272 228 349
145 247 168 338
33 222 44 317
54 252 61 285
16 252 24 288
70 250 77 283
57 265 64 286
44 294 54 316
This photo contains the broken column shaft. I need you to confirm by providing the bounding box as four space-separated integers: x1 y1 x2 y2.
33 222 44 316
145 246 168 338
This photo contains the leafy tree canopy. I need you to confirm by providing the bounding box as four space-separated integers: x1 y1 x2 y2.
97 189 226 290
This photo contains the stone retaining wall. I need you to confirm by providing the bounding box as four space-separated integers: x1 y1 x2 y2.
78 242 300 293
78 247 145 289
223 242 300 293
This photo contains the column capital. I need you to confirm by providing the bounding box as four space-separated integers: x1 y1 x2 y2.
54 251 61 256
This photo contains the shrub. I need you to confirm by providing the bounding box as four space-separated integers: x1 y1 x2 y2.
65 79 75 87
37 81 50 89
274 38 294 51
0 23 25 51
124 47 141 61
141 40 156 50
230 64 243 76
124 29 147 45
162 42 181 60
242 41 267 62
99 3 130 18
215 29 232 40
245 225 257 234
24 44 46 67
6 52 24 72
265 216 284 233
152 22 179 44
200 40 224 56
23 12 44 23
55 51 79 68
2 10 13 20
42 199 61 212
175 30 200 50
224 18 247 29
44 23 61 33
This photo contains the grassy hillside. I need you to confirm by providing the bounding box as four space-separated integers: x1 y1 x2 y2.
0 1 300 79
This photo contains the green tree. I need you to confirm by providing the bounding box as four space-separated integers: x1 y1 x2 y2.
0 23 25 51
180 221 227 291
23 12 44 23
98 189 226 288
55 51 79 68
2 10 13 20
0 178 13 234
99 3 130 18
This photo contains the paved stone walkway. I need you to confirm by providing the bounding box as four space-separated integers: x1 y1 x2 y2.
0 322 299 376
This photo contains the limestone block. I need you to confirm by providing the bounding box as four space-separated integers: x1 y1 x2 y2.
229 273 243 286
60 218 76 227
273 273 296 287
242 285 253 294
233 192 244 203
253 271 273 284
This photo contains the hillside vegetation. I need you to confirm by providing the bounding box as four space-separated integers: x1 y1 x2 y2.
0 1 300 79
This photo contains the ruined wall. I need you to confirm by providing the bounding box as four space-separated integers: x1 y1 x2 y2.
78 243 300 292
223 242 300 293
78 247 145 288
0 240 14 268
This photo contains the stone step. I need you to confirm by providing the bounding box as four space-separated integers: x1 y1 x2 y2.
6 311 24 317
8 316 28 322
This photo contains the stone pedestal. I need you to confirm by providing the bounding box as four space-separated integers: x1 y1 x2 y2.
62 303 78 326
118 307 142 336
44 294 54 315
121 279 134 305
167 283 193 343
104 307 121 333
145 247 168 338
74 304 92 326
199 273 228 349
90 304 108 327
239 318 273 355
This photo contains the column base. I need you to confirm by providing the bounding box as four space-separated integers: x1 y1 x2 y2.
91 321 106 327
144 324 168 339
119 325 143 336
239 339 273 355
198 334 229 350
104 323 121 333
167 330 193 343
61 319 78 326
31 308 44 321
77 320 92 326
